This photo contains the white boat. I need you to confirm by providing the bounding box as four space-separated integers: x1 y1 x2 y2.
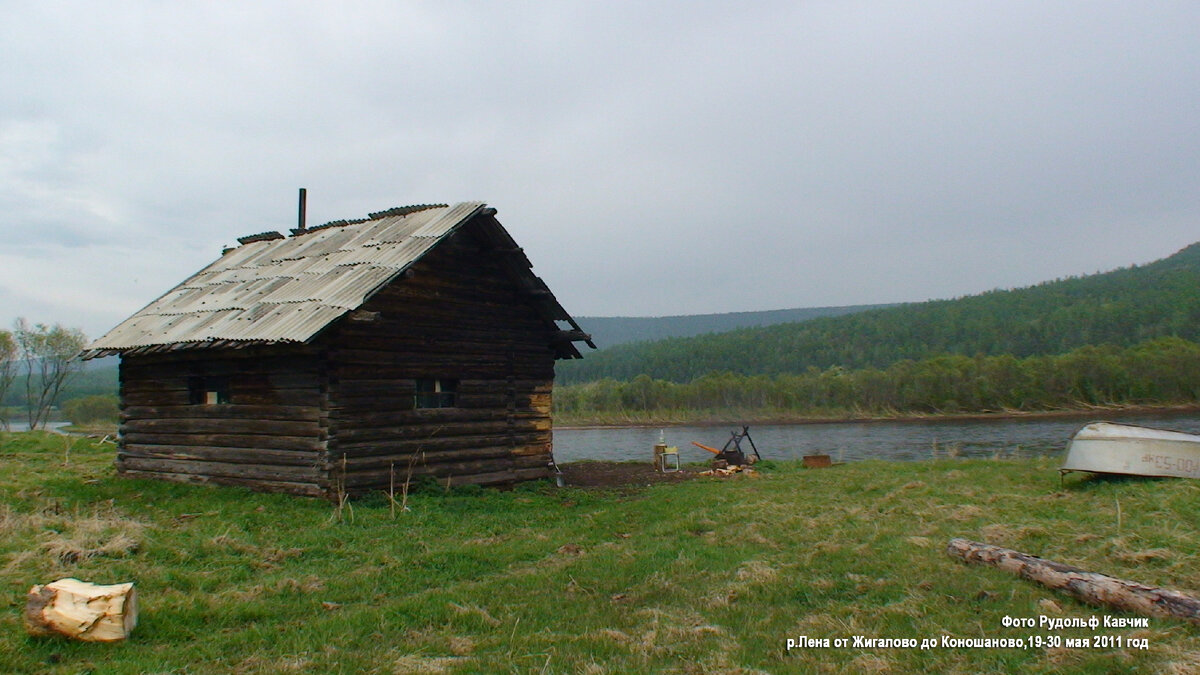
1061 422 1200 479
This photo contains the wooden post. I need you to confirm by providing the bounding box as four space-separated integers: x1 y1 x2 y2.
946 538 1200 624
653 442 666 472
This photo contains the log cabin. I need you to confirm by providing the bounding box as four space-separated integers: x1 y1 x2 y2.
81 202 593 498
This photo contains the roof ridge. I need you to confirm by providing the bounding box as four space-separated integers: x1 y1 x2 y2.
367 204 449 220
307 217 369 233
236 231 285 245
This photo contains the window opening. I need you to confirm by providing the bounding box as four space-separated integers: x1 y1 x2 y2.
188 376 230 405
415 378 458 408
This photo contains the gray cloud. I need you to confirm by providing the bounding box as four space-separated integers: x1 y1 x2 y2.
2 1 1197 336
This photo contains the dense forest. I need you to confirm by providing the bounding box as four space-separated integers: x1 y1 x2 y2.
559 242 1200 384
575 303 895 348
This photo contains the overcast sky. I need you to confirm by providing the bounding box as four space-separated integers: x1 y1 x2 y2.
3 1 1198 340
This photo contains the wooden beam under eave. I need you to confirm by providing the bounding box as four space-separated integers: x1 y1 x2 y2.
552 329 592 344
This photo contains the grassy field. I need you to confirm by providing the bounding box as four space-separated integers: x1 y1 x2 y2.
2 433 1199 673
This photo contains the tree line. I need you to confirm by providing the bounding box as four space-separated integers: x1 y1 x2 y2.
554 337 1200 421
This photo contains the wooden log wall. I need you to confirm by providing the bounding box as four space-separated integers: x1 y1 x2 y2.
320 224 560 492
118 349 328 496
113 218 572 498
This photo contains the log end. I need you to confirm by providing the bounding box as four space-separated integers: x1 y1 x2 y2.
24 578 138 642
23 586 58 637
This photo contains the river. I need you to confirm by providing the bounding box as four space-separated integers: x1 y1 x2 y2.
552 411 1200 465
3 421 70 433
8 414 1200 467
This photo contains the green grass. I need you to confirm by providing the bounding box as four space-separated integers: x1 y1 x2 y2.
2 432 1199 673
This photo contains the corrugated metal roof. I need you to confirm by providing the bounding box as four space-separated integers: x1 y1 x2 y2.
84 202 488 357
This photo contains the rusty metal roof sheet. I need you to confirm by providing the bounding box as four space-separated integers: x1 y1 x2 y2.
83 202 491 358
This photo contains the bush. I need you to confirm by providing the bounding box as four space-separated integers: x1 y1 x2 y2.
62 395 119 426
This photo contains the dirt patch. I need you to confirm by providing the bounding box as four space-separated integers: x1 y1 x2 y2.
557 461 699 489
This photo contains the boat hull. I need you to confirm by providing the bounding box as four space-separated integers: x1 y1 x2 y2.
1062 422 1200 479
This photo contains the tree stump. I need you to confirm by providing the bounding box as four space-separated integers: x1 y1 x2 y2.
25 578 138 642
946 538 1200 624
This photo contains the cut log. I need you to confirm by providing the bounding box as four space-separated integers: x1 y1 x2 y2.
25 578 138 642
946 538 1200 624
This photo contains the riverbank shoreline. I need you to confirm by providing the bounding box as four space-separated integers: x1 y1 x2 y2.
554 402 1200 430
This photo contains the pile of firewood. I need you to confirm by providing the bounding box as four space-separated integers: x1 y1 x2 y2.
699 464 758 477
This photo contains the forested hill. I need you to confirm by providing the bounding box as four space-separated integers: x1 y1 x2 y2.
575 304 896 349
558 242 1200 384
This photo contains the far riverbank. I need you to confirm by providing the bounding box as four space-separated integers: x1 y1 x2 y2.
553 402 1200 430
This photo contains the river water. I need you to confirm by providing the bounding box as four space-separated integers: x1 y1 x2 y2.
552 412 1200 465
3 421 70 433
10 414 1200 466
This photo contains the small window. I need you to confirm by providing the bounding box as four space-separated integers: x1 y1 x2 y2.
415 378 457 409
188 376 230 405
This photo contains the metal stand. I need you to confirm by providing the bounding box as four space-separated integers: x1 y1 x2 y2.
719 426 763 464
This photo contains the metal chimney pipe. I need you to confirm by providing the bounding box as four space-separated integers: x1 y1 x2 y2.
297 188 307 232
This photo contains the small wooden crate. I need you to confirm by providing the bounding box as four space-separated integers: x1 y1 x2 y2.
802 454 832 469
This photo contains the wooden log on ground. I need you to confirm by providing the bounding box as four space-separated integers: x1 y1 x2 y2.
25 579 137 642
946 538 1200 623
